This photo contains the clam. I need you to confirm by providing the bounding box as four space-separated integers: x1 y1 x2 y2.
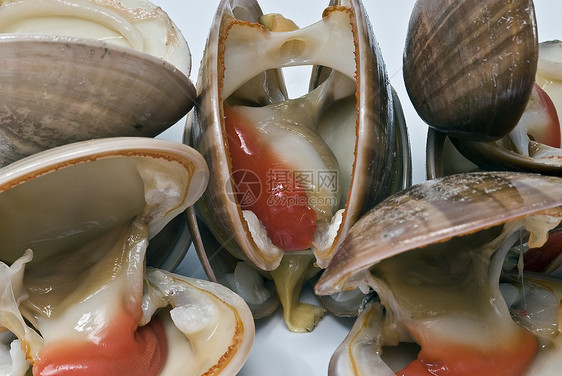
0 0 195 167
186 0 410 331
434 40 562 176
403 0 538 141
315 171 562 375
0 137 255 375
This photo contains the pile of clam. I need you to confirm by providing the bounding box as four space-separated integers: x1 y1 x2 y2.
0 0 254 375
1 0 561 375
315 0 562 374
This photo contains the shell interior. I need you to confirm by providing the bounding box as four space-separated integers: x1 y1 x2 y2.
0 138 254 375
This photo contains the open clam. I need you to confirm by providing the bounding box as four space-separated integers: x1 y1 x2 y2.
0 0 196 167
315 172 562 375
403 0 538 141
407 0 562 177
186 0 410 331
433 40 562 176
0 137 255 375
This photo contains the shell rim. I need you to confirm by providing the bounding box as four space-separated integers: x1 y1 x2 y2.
0 33 193 81
426 128 562 178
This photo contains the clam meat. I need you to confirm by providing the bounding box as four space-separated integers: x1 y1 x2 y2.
316 172 562 375
187 0 410 331
0 138 254 375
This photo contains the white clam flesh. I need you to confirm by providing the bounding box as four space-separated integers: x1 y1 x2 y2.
0 138 254 376
504 39 562 164
316 172 562 375
0 0 190 73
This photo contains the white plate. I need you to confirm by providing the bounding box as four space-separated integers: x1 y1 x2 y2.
155 1 562 375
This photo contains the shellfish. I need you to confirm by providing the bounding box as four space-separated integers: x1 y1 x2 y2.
403 0 538 141
0 137 254 375
315 172 562 375
0 0 196 166
434 40 562 176
186 0 410 331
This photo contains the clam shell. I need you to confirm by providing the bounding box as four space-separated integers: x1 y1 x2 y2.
0 0 192 73
536 40 562 102
403 0 538 141
187 0 409 272
0 35 196 167
186 0 410 327
450 133 562 176
425 128 480 179
316 171 562 295
316 171 562 374
0 137 208 267
143 268 255 376
430 40 562 175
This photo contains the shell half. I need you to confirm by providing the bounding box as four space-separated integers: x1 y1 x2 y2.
435 40 562 175
403 0 538 141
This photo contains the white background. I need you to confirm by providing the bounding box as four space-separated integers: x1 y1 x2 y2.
151 1 562 375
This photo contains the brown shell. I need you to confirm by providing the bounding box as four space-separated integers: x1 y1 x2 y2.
0 36 196 167
426 129 562 179
426 39 562 178
316 171 562 295
452 136 562 176
403 0 538 141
